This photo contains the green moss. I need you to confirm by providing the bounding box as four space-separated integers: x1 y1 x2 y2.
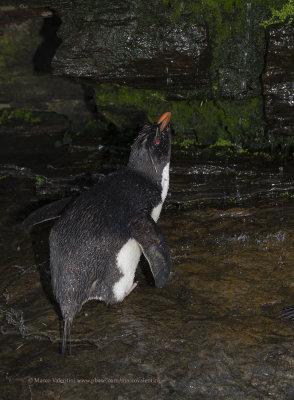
164 0 288 97
173 138 196 149
92 1 288 153
82 119 111 138
0 109 44 125
62 131 72 145
11 109 41 124
261 0 294 27
210 138 235 148
252 151 272 160
0 18 42 71
195 97 264 146
0 6 18 11
0 174 9 180
96 84 166 113
95 83 195 134
95 83 265 148
278 191 294 198
0 109 9 124
31 176 45 188
0 30 22 68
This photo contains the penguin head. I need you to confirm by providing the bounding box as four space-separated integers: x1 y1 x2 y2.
128 112 171 184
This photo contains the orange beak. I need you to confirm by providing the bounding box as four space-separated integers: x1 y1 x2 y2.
157 112 171 132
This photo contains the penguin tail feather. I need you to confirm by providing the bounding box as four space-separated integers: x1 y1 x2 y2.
21 197 73 229
61 317 72 355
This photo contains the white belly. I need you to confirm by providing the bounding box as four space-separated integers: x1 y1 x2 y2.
113 238 141 302
151 162 169 222
113 162 170 302
151 202 163 222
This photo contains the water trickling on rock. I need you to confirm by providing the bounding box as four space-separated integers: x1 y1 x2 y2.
2 131 294 398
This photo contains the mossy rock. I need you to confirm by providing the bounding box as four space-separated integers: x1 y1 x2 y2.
95 83 266 149
0 108 69 134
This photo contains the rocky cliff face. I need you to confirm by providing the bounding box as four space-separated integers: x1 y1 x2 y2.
263 23 294 137
0 1 293 148
52 0 211 98
51 0 272 146
0 6 92 131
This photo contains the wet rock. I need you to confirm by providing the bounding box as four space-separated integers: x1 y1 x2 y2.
52 0 210 97
263 23 294 137
0 109 69 135
214 1 267 100
2 2 293 146
0 164 104 200
50 0 276 144
3 145 294 398
51 1 270 102
0 6 92 129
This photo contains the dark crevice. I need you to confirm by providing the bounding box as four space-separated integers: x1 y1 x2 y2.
81 84 126 143
33 12 62 73
82 84 99 117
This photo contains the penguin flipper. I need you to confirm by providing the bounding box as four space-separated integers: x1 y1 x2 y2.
129 214 170 288
21 197 74 229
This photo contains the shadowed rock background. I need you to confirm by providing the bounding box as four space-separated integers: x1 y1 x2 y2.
2 2 294 399
0 0 293 149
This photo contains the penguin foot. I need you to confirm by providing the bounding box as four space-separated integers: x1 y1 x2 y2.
126 281 138 297
277 306 294 320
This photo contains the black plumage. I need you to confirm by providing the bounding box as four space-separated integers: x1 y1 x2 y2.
22 114 172 354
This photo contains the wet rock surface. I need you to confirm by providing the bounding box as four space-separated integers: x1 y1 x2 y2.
0 6 92 128
52 0 210 97
263 23 294 137
51 0 267 101
213 1 266 100
2 130 294 399
1 2 293 144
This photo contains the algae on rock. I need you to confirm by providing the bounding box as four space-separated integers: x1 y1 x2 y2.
0 7 93 130
95 84 265 148
0 0 292 149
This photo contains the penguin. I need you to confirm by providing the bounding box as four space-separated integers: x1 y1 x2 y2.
21 196 74 229
22 112 172 354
